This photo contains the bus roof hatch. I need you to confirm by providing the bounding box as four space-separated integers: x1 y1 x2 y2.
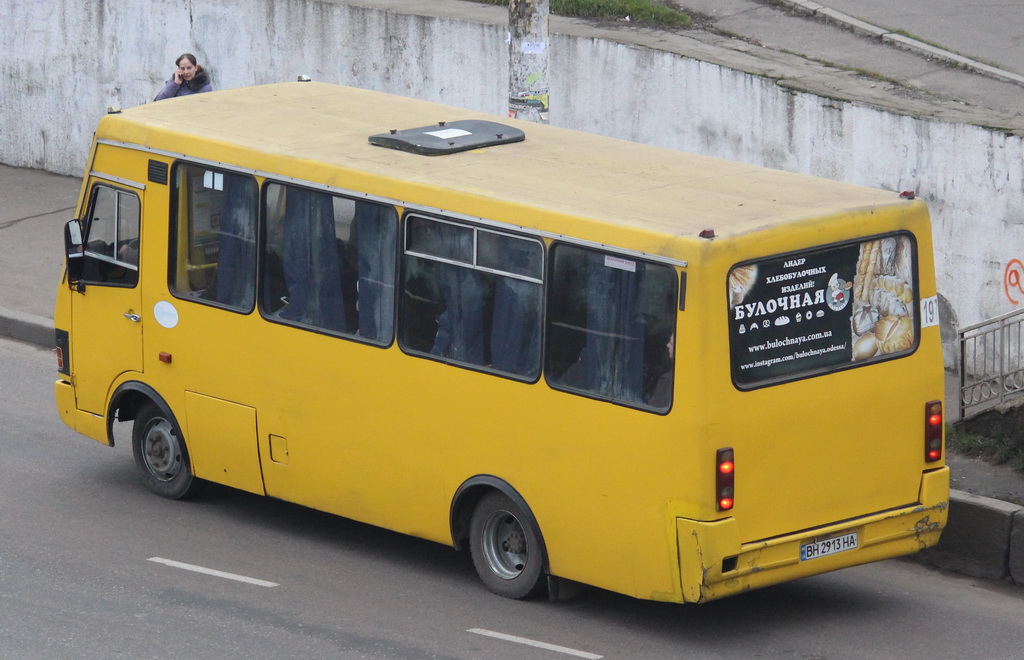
369 120 524 156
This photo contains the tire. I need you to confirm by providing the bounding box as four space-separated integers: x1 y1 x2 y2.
469 491 546 599
131 401 201 500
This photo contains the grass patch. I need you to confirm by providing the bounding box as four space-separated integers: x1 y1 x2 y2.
947 424 1024 473
470 0 691 28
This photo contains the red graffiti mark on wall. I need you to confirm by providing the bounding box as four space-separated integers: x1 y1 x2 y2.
1005 259 1024 305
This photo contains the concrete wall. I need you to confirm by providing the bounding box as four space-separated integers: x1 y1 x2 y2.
4 0 1023 356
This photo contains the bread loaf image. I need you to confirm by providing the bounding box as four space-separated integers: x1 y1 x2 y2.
874 314 914 354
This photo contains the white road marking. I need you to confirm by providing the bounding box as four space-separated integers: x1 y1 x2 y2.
467 628 602 659
147 557 279 587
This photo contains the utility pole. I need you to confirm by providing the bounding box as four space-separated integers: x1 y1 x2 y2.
508 0 549 124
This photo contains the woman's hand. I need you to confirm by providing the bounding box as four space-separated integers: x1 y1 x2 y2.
173 70 182 84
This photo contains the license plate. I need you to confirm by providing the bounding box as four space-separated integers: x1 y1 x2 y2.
800 531 858 561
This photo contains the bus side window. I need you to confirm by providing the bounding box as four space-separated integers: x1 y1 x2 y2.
80 185 140 286
353 201 398 341
261 182 396 344
169 165 258 311
479 230 542 375
399 215 542 379
546 244 677 411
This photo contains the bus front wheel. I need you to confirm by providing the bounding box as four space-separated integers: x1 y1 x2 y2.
469 491 545 599
132 401 201 500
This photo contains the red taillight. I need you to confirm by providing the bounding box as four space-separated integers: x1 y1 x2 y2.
55 347 65 371
925 400 943 462
716 448 735 511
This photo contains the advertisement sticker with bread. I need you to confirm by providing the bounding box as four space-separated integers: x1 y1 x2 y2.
729 234 917 388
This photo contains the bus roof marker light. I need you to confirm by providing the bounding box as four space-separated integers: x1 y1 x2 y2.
699 229 716 239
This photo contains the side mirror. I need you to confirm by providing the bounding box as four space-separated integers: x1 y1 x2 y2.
64 219 84 282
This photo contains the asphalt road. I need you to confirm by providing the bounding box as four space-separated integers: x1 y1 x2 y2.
1 336 1023 659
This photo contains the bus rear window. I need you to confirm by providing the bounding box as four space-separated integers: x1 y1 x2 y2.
729 233 917 389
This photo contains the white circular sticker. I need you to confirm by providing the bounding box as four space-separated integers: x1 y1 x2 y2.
154 301 179 329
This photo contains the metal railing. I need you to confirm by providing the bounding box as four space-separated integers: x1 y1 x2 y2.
959 307 1024 418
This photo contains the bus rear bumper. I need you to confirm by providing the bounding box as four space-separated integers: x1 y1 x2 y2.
677 467 950 603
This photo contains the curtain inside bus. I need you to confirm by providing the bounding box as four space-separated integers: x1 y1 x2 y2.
546 244 676 411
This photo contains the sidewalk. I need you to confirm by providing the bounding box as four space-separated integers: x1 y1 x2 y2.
1 0 1023 587
0 164 78 345
666 0 1023 130
802 0 1024 77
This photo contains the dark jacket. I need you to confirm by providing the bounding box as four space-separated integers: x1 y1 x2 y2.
154 68 212 101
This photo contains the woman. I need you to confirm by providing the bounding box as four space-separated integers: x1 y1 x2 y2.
154 53 212 100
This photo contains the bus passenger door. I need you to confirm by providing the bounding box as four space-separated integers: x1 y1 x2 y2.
159 163 265 495
70 181 144 416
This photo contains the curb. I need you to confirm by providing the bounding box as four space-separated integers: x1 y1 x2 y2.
918 490 1024 585
779 1 1024 87
0 305 53 349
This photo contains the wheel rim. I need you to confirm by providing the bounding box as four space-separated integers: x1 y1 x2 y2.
141 417 182 482
481 508 530 580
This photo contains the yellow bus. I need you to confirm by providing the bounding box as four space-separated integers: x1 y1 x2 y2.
54 81 948 604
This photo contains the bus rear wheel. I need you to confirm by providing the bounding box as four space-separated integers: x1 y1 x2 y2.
469 491 545 599
132 401 201 500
